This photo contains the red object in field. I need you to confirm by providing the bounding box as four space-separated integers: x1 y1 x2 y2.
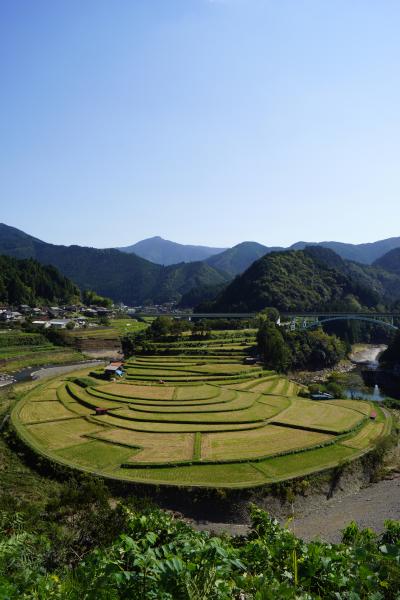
95 407 108 415
370 411 377 420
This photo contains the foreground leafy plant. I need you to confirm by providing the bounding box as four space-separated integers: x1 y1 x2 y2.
0 505 399 599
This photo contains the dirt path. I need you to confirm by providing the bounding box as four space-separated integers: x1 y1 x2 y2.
193 474 400 542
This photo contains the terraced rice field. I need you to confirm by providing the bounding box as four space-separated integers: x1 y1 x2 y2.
11 336 391 488
270 398 365 433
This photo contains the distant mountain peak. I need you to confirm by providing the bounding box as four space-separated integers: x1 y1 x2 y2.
117 236 227 266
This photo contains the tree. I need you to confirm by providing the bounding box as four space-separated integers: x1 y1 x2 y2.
192 319 211 337
98 316 111 326
170 319 188 338
257 307 280 324
150 316 174 339
82 290 113 308
257 321 291 372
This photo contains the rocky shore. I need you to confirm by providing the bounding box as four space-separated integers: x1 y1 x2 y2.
290 344 387 386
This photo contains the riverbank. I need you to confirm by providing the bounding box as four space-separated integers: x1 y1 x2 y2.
193 472 400 543
289 344 387 388
349 343 387 365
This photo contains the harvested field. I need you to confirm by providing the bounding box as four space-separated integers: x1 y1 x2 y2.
256 444 358 479
102 383 175 400
326 399 372 416
201 425 333 461
56 440 133 470
341 422 384 449
271 398 364 433
26 419 102 450
11 331 392 488
93 429 195 463
18 401 77 424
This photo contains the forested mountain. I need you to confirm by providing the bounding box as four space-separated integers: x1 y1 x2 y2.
374 247 400 276
116 229 400 269
152 261 230 303
0 224 229 305
290 237 400 264
205 241 279 276
178 282 228 308
200 246 400 313
2 223 400 308
203 237 400 277
203 238 400 277
0 255 80 305
117 235 226 265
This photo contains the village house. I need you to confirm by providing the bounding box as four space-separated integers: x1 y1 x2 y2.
0 311 23 322
32 320 51 328
48 306 64 318
104 361 124 379
48 319 75 329
19 304 32 314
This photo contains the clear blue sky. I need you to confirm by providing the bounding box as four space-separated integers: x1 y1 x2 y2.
1 0 400 248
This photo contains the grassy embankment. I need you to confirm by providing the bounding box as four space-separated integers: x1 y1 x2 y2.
0 330 84 374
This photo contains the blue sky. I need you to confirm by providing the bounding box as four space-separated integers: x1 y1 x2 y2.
1 0 400 248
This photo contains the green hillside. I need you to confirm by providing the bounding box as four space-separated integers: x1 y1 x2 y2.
0 255 80 306
374 247 400 276
201 246 400 312
206 241 277 276
0 224 229 305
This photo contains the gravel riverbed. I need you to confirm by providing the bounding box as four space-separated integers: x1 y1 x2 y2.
193 473 400 542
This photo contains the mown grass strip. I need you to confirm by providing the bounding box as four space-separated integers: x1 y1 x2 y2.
193 432 202 460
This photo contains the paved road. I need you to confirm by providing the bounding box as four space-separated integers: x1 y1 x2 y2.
31 361 104 380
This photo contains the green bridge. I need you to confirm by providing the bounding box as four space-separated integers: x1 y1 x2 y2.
133 311 399 330
282 312 399 331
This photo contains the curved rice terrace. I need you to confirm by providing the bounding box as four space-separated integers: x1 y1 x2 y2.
11 332 392 488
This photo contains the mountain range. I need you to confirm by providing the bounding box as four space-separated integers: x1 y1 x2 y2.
200 246 400 313
118 235 400 276
1 223 400 308
0 224 230 305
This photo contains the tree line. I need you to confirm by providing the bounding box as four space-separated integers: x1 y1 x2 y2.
257 310 348 373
